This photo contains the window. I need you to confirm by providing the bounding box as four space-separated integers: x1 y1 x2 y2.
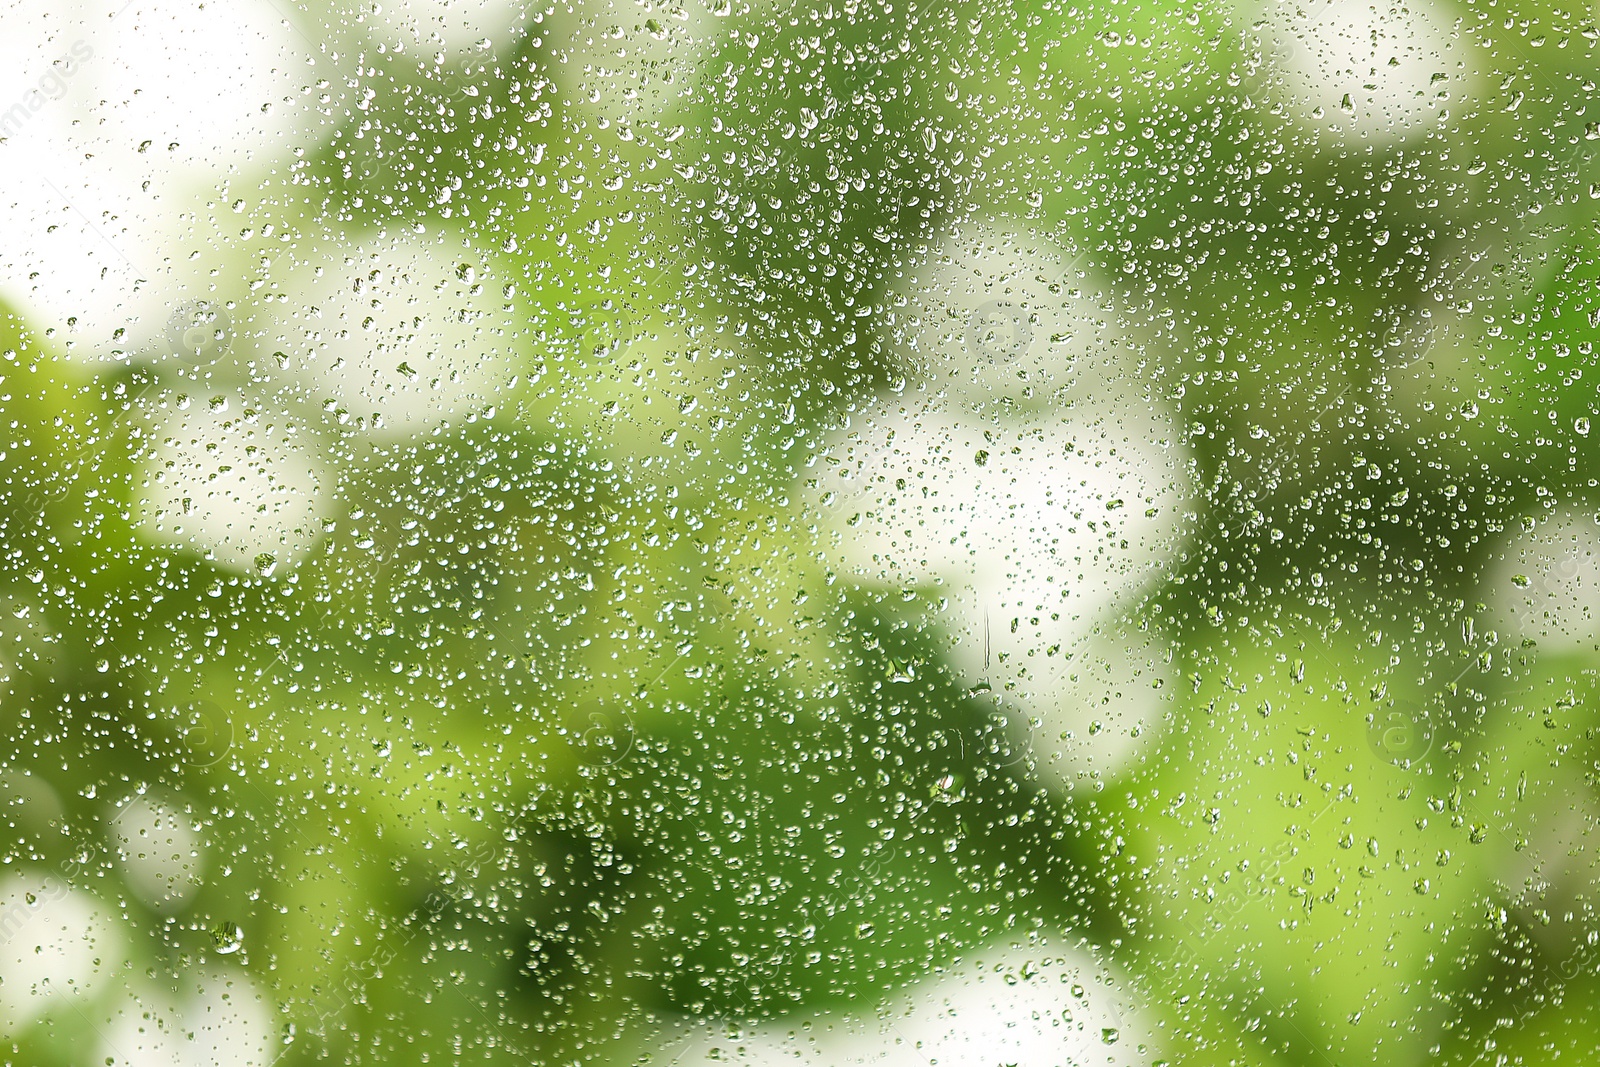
2 0 1596 1063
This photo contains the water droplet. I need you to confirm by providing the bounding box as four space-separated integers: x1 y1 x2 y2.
212 921 244 954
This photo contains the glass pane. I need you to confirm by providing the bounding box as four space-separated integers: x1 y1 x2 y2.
3 0 1597 1063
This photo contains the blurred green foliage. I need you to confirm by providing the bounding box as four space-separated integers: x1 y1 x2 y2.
4 0 1600 1064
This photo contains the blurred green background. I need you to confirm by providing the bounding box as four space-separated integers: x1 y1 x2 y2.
2 0 1599 1063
